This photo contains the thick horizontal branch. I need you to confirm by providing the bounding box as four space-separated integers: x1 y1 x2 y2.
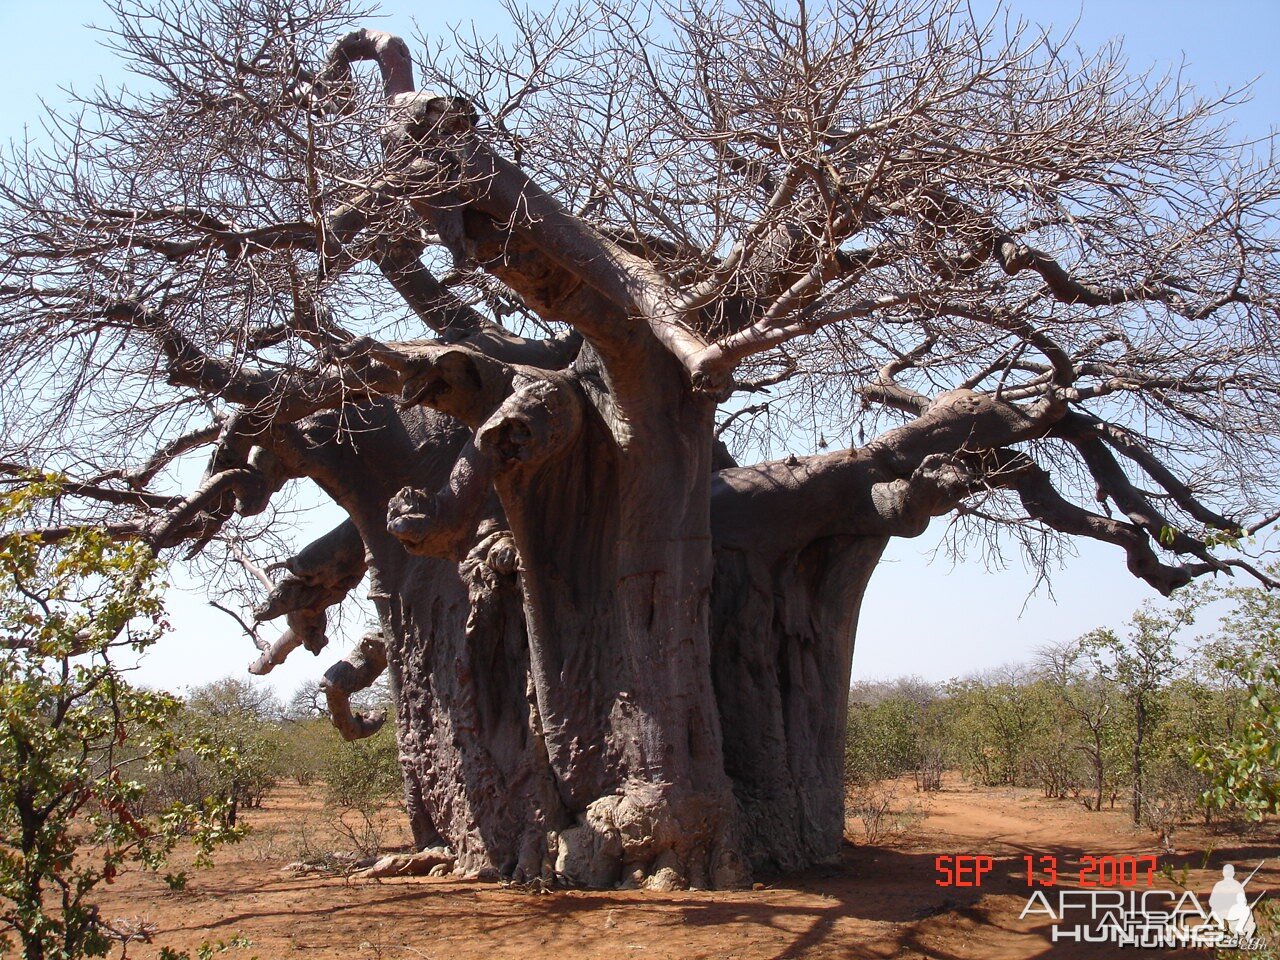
857 336 937 414
992 237 1242 315
105 302 364 418
327 336 517 428
713 387 1064 554
900 180 1249 321
6 522 144 545
90 422 224 490
144 467 259 548
0 462 181 511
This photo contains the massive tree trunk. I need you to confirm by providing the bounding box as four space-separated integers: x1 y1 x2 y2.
486 367 744 890
246 374 1074 887
254 338 904 887
711 536 887 875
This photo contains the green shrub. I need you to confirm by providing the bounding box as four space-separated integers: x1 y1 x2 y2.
274 717 332 787
0 481 242 959
845 680 947 791
309 723 402 858
1192 630 1280 820
141 679 284 827
322 725 402 812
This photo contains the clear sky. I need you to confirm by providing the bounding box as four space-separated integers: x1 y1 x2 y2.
1 0 1276 698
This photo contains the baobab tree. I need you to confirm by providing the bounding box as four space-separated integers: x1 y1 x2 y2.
3 0 1280 889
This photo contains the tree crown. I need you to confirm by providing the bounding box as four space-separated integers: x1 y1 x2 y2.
1 0 1278 607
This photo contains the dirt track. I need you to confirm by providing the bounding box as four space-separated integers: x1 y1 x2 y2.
97 777 1279 959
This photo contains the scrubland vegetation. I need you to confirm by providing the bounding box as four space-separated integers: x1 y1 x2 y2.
844 581 1280 853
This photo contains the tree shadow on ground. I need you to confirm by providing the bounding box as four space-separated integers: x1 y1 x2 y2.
158 834 1275 960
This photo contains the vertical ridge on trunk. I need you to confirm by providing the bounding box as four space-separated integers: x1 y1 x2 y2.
712 537 888 874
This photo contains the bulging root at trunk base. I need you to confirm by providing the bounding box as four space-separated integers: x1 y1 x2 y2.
546 782 747 891
353 845 456 879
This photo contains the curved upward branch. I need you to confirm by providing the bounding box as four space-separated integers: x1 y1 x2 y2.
321 632 389 741
379 89 711 389
316 29 416 100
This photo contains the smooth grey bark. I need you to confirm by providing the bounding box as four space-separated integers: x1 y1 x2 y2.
262 400 571 879
711 536 888 875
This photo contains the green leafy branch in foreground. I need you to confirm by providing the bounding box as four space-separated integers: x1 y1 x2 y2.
1191 567 1280 822
0 479 244 960
1193 633 1280 820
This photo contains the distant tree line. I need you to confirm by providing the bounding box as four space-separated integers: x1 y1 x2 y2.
133 674 402 828
845 576 1280 850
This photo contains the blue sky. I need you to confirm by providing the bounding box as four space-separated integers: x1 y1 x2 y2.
1 0 1276 696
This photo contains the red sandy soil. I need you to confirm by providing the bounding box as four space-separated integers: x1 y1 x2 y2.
95 777 1280 959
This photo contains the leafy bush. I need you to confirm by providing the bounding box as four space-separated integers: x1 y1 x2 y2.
0 481 241 959
322 727 402 812
943 670 1051 788
141 678 284 826
1140 754 1208 853
838 584 1280 852
1193 630 1280 820
273 717 333 787
845 679 944 791
317 722 403 858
